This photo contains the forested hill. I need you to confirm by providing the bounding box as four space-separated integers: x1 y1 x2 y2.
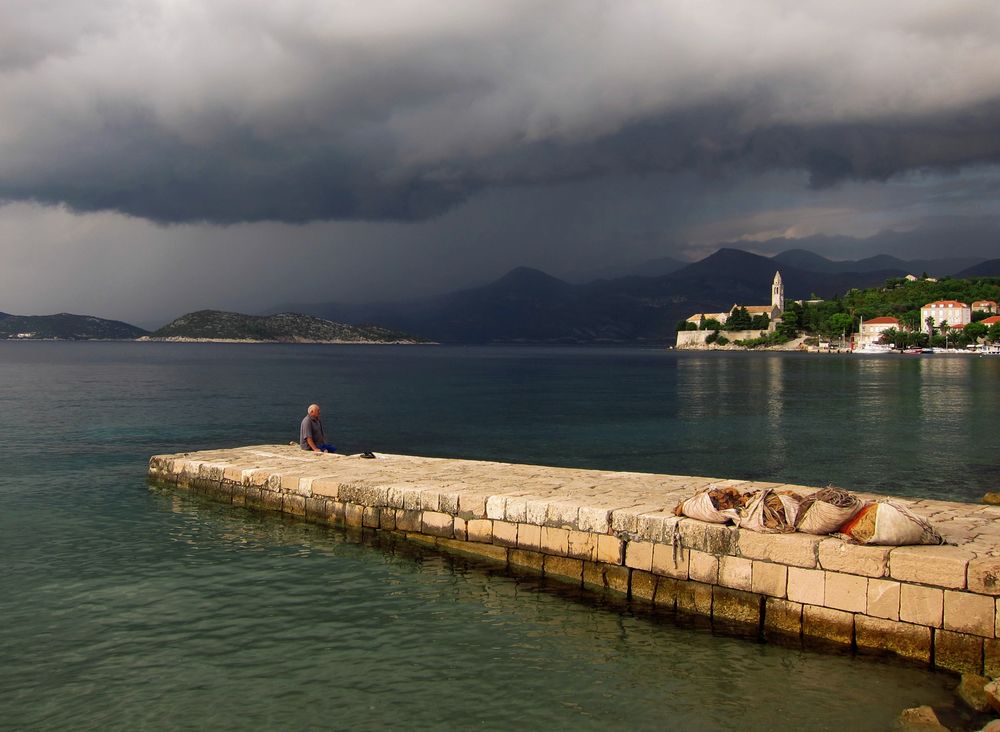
145 310 427 343
0 312 148 340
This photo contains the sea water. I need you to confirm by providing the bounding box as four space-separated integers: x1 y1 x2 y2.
2 342 996 731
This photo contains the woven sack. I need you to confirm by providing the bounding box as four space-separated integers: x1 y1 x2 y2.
794 487 863 535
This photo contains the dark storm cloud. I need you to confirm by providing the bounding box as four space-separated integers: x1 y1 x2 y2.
3 1 1000 223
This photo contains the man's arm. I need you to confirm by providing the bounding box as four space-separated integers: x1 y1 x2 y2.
306 436 320 452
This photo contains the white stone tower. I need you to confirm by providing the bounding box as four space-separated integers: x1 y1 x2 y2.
771 271 784 314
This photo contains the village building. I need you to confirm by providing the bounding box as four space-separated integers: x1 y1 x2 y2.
972 300 998 314
981 315 1000 326
857 316 900 347
686 271 784 331
685 311 731 327
920 300 971 333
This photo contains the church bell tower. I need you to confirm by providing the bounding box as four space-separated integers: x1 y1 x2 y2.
772 271 784 314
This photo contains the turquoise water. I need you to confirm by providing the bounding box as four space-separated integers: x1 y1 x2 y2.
2 342 996 731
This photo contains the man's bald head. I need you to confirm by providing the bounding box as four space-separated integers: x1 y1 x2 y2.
307 404 321 417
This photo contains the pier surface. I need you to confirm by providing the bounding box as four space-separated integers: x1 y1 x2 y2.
149 444 1000 674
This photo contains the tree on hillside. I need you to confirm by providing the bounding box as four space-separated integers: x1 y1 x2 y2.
726 307 752 331
966 322 988 343
826 313 854 342
750 314 770 330
990 322 1000 343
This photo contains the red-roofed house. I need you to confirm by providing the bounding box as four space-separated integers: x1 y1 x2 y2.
973 300 998 314
858 316 901 347
982 315 1000 326
920 300 971 333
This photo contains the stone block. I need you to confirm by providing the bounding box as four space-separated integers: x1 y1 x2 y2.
956 674 992 713
362 506 380 528
712 587 762 627
738 531 820 568
503 497 527 523
634 513 681 543
457 493 487 519
718 555 752 591
751 561 787 598
889 545 974 589
603 564 631 595
786 567 825 606
437 538 508 565
452 516 467 541
259 489 283 512
525 499 548 526
304 496 332 522
543 555 583 585
817 539 890 578
311 477 339 499
944 590 995 637
652 544 689 580
624 541 654 572
395 509 421 532
825 572 868 613
899 584 943 628
344 503 365 528
577 506 611 534
653 576 679 611
676 580 713 617
688 550 719 585
986 639 1000 678
419 489 441 512
867 578 901 621
485 495 506 520
567 531 597 561
582 562 629 596
467 519 493 544
631 569 658 602
855 615 931 664
546 501 581 529
679 519 736 556
596 535 624 565
508 548 544 574
492 521 518 547
934 629 984 675
438 491 461 515
283 494 306 517
516 523 542 551
541 527 570 556
764 598 802 639
967 557 1000 596
802 605 854 647
379 510 397 530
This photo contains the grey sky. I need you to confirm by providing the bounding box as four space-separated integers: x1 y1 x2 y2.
2 1 1000 325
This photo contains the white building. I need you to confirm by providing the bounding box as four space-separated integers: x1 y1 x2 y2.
972 300 998 314
920 300 971 333
858 316 900 347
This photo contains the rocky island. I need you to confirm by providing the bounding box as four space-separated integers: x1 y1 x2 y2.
0 312 148 340
141 310 427 344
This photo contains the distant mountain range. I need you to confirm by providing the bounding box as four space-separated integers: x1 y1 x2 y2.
0 312 148 340
770 249 983 276
956 258 1000 278
145 310 425 343
271 248 917 344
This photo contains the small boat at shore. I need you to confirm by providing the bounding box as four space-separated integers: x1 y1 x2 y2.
902 348 923 355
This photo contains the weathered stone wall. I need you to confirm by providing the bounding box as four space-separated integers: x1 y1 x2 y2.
675 330 769 348
149 445 1000 675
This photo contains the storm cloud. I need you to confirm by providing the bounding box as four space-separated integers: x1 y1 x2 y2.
4 0 1000 223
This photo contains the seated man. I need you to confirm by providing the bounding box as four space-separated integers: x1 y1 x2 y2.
300 403 335 453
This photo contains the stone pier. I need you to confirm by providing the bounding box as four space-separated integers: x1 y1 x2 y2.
148 444 1000 674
